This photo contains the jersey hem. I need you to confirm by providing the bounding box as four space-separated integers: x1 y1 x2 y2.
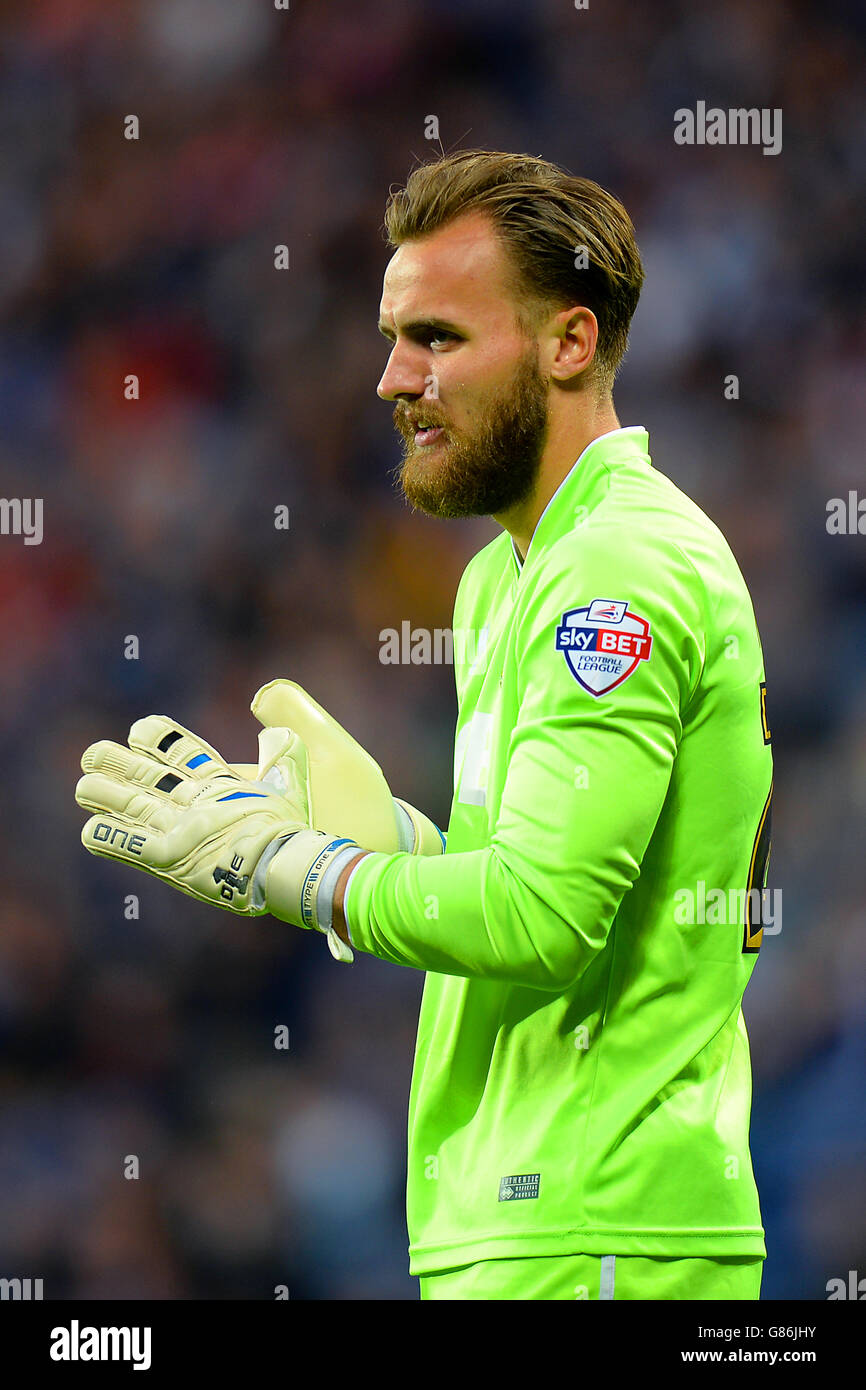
408 1226 767 1275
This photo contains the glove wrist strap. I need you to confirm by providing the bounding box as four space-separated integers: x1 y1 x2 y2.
263 830 361 961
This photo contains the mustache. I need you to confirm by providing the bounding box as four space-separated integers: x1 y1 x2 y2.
393 404 447 432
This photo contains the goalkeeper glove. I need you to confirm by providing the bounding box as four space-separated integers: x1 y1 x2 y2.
75 715 363 962
233 679 446 857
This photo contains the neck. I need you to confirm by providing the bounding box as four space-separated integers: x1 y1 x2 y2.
497 400 621 562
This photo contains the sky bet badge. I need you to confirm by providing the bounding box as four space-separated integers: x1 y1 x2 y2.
556 598 652 696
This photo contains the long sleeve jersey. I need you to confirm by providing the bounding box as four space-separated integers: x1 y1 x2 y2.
344 425 772 1276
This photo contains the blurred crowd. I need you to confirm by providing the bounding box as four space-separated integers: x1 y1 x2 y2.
0 0 864 1299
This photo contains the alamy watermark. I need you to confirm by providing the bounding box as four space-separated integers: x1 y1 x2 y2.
826 491 865 534
0 1276 43 1299
674 881 781 934
0 497 42 545
379 622 488 667
49 1321 151 1370
674 102 782 156
826 1270 866 1299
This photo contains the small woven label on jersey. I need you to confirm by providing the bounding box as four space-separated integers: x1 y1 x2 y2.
498 1173 540 1201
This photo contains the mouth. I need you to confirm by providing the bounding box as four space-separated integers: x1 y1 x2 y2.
412 424 445 447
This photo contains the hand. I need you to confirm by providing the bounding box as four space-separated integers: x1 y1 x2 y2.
247 679 447 856
76 715 311 913
75 714 361 960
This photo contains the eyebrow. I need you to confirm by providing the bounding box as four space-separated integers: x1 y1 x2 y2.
377 318 464 340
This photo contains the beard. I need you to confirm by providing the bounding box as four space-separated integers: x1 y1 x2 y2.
391 343 549 519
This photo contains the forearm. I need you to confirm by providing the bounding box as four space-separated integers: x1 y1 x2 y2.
330 844 624 991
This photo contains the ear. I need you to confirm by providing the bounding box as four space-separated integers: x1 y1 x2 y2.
549 306 598 382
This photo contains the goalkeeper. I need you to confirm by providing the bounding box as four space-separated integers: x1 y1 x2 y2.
76 150 772 1301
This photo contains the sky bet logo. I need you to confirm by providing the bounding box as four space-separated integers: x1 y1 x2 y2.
556 598 652 697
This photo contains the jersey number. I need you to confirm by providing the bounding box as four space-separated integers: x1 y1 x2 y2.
744 678 773 954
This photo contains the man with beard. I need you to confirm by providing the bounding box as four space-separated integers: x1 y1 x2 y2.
76 151 772 1302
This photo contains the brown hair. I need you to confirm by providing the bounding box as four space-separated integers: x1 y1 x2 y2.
383 150 644 391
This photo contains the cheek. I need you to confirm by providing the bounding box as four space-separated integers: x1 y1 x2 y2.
437 370 498 408
435 345 526 414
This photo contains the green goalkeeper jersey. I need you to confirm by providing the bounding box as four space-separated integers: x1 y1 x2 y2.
344 425 772 1275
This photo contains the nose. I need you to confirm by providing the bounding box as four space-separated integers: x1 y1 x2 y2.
377 342 428 402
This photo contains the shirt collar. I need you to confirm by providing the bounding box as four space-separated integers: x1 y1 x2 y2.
511 426 650 574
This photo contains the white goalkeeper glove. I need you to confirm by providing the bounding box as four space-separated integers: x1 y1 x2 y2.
233 679 446 857
75 715 362 962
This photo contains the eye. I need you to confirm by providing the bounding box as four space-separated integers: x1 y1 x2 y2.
428 331 459 348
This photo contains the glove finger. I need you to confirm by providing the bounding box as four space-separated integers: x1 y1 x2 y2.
80 743 214 818
81 739 194 796
251 680 357 761
75 770 179 832
127 716 235 780
80 786 277 873
81 811 156 863
256 725 305 780
81 809 186 874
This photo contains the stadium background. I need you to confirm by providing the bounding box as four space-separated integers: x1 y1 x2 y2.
0 0 864 1299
